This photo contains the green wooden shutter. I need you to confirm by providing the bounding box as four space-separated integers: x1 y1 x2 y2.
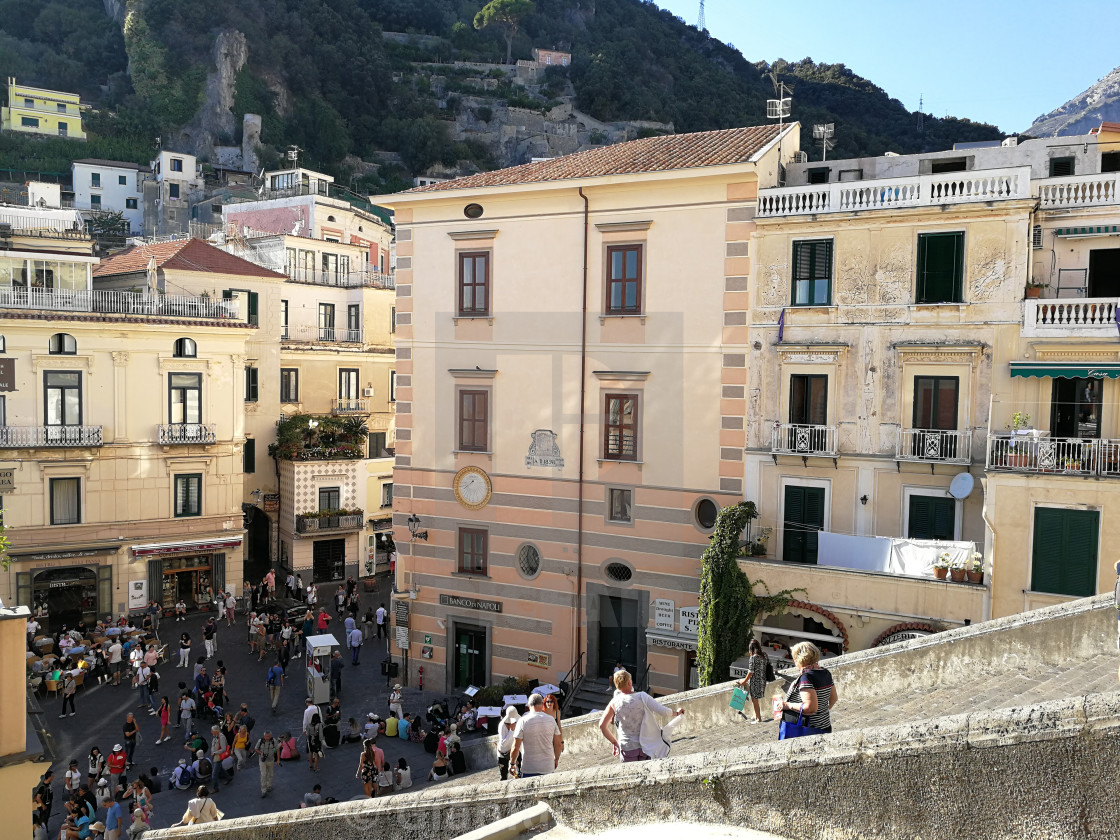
248 292 259 327
99 564 114 616
212 553 226 598
243 438 256 474
909 495 955 540
147 560 163 608
1032 508 1099 597
931 497 955 540
803 487 824 564
245 367 258 402
917 233 964 303
908 495 933 539
783 486 806 564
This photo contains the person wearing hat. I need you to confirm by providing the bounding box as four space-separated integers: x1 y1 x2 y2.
389 683 403 719
496 706 522 780
96 777 113 808
362 712 379 740
88 821 107 840
106 745 127 794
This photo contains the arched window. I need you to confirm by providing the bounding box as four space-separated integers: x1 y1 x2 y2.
327 215 336 223
173 337 197 358
48 333 76 355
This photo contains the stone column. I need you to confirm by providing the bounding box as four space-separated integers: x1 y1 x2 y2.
229 354 246 441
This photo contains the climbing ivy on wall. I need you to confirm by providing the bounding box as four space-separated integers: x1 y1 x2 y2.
696 501 802 687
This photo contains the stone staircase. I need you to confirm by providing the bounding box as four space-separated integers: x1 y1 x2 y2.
565 677 614 717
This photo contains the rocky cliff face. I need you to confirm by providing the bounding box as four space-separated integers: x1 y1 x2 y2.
176 29 249 159
1028 65 1120 136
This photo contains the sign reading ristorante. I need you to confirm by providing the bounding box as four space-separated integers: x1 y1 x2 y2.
439 593 502 613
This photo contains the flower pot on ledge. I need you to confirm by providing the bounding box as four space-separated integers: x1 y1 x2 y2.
1025 286 1043 299
966 570 983 584
933 566 949 580
949 568 967 583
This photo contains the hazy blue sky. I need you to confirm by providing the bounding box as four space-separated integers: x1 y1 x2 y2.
655 0 1120 132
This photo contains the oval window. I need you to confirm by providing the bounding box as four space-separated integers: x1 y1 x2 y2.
604 562 633 582
517 544 541 578
696 498 719 530
464 203 484 219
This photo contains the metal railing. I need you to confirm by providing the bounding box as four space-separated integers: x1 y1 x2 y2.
295 513 365 533
287 269 395 290
558 651 585 717
0 288 240 319
157 424 217 445
985 433 1118 476
0 210 85 233
1035 173 1120 209
758 166 1031 217
896 428 972 464
332 399 370 414
284 324 363 344
0 425 103 447
771 423 839 456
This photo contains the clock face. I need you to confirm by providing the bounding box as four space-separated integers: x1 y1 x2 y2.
454 467 492 510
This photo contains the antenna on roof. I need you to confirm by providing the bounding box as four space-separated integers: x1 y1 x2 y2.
765 72 792 132
697 0 706 31
812 123 835 161
917 94 925 134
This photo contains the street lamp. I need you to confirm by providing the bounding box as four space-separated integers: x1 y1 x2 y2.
407 514 428 542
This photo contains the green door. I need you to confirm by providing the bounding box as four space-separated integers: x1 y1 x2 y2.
454 627 487 688
783 486 825 564
1031 507 1099 597
908 495 956 541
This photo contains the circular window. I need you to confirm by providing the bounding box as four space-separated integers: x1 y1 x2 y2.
695 498 719 530
464 203 484 219
517 544 541 579
604 562 633 583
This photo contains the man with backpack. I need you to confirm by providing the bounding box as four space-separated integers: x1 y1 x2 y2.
191 749 213 787
266 660 285 713
171 758 194 790
253 730 278 797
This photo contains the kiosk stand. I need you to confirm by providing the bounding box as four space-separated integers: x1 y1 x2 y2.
306 633 339 704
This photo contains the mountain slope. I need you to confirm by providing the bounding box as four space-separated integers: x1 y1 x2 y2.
1028 65 1120 136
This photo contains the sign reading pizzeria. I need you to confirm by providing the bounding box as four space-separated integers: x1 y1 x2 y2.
439 594 503 613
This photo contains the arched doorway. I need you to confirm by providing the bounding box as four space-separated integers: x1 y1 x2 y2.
242 505 272 583
33 567 98 633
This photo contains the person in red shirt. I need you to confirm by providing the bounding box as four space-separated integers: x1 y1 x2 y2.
316 608 330 632
106 745 127 793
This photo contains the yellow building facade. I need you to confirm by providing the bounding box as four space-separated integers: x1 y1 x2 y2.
1 78 85 140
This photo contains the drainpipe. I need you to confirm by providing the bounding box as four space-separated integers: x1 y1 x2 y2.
979 391 995 623
575 187 590 672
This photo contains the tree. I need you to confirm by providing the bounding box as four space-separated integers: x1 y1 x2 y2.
695 501 803 687
473 0 535 65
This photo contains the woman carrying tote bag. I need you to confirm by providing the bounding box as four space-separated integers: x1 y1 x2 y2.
776 641 839 739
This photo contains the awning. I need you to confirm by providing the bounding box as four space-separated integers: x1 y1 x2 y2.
1010 361 1120 379
1054 225 1120 238
131 536 243 556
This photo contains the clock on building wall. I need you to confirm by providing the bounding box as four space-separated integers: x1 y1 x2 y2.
453 466 493 510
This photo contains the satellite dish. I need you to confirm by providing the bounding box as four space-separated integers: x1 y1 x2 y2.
949 473 974 500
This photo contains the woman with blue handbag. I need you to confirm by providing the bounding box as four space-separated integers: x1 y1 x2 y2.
776 642 838 738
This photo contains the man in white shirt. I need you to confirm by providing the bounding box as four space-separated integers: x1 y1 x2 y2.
108 640 124 686
26 618 40 647
508 694 562 778
306 583 317 606
136 663 152 711
375 603 387 640
302 699 318 735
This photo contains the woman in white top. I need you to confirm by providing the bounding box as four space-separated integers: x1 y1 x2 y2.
377 761 394 796
393 757 412 791
598 669 684 762
173 786 222 826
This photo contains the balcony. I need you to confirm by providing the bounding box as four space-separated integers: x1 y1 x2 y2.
986 433 1120 477
0 425 103 447
0 288 240 319
158 424 217 445
1035 173 1120 210
295 512 365 534
287 269 395 290
1022 297 1120 337
757 166 1031 218
771 423 838 457
896 428 972 465
283 325 363 344
332 399 370 415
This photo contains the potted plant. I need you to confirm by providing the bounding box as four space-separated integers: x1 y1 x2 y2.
966 552 984 584
1004 411 1032 468
749 527 773 557
1024 281 1045 299
933 553 950 580
949 557 967 583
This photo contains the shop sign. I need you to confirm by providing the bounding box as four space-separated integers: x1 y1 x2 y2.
525 429 564 468
527 650 551 668
0 469 15 493
679 607 699 635
262 493 280 512
24 548 108 562
875 630 933 648
654 598 675 630
394 600 410 627
646 631 697 651
0 358 14 392
132 538 242 557
439 593 502 613
128 580 147 611
395 626 409 650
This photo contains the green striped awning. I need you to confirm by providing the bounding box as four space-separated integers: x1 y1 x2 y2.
1054 225 1120 238
1011 361 1120 378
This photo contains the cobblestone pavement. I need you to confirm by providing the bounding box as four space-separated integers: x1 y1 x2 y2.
36 582 483 833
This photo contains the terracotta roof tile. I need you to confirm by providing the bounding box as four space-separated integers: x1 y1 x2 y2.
402 124 783 194
93 238 287 279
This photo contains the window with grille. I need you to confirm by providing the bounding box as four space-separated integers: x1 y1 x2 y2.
608 488 632 523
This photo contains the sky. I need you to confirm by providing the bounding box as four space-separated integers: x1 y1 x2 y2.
655 0 1120 133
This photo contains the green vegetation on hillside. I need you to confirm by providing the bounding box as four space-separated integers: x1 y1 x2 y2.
0 0 1002 185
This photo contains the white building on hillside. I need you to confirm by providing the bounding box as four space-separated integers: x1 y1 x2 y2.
71 158 148 233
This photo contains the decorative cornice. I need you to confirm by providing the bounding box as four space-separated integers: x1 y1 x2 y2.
775 343 848 364
448 368 498 379
595 220 654 232
111 351 129 367
592 370 651 381
32 354 92 373
894 343 984 368
447 230 498 241
158 357 212 374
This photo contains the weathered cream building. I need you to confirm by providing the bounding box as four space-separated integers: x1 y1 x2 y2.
384 124 799 699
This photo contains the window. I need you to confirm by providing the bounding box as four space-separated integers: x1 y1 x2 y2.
608 488 632 523
913 375 960 458
118 175 127 185
458 251 490 316
170 158 183 172
458 528 488 574
49 333 76 354
243 439 255 474
347 304 360 340
458 390 489 451
381 483 393 508
1031 507 1099 597
1051 377 1102 439
368 432 388 458
173 337 196 358
318 486 340 512
23 98 33 107
389 371 397 403
126 198 137 210
168 373 202 424
1049 157 1075 177
807 167 830 184
390 306 396 334
90 195 101 208
696 498 719 530
930 158 967 174
603 393 638 460
338 369 359 400
174 474 202 517
605 245 643 314
57 124 67 137
91 173 101 188
0 395 5 426
45 371 81 426
908 494 955 540
838 169 863 182
791 240 833 305
789 374 827 425
20 117 38 128
319 303 336 341
50 478 81 525
517 544 541 578
244 366 258 402
281 299 289 338
1102 152 1120 174
783 485 825 564
916 232 964 304
280 368 299 403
